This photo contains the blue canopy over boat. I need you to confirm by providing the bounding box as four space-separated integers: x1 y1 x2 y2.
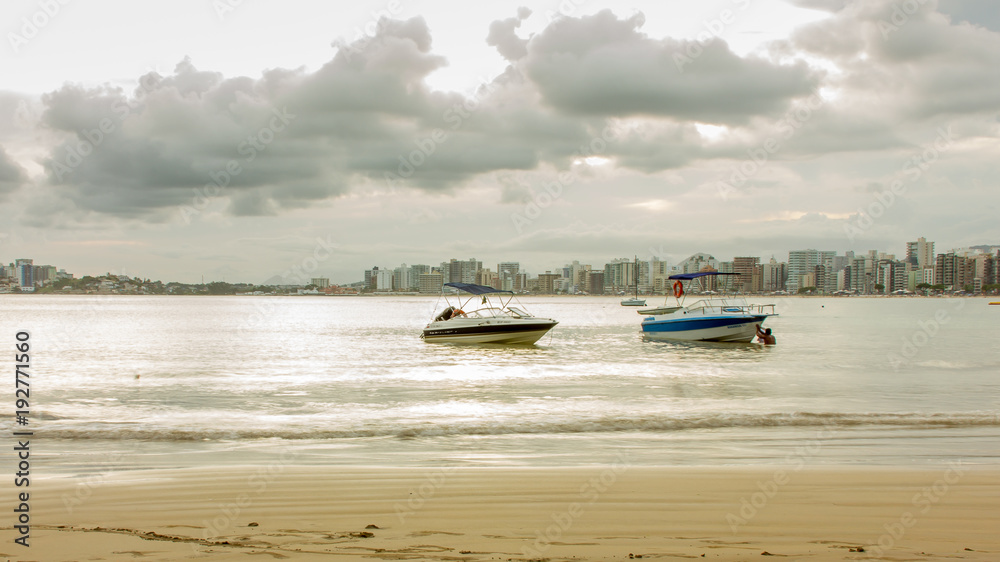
444 282 513 295
668 271 740 280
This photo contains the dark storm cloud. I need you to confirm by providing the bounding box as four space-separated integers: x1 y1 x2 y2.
520 10 820 123
19 4 997 230
0 146 27 199
787 0 1000 119
30 15 583 221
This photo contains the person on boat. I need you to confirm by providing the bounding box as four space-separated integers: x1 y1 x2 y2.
452 309 466 318
755 324 776 345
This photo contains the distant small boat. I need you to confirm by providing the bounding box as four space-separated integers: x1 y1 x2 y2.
990 302 1000 305
620 255 646 306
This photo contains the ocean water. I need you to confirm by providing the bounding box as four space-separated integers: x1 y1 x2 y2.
2 294 998 473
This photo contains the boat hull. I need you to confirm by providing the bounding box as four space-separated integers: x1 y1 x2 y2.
641 314 769 343
422 319 558 344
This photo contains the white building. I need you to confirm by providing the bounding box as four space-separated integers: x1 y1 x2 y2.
375 269 394 291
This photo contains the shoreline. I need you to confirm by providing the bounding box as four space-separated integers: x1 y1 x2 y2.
19 465 1000 561
2 292 996 298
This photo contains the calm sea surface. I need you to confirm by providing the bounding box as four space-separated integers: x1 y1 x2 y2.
2 295 998 472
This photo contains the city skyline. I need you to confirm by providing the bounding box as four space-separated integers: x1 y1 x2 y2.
6 236 999 292
2 1 999 284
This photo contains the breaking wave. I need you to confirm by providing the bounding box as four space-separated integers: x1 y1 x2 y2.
34 411 1000 441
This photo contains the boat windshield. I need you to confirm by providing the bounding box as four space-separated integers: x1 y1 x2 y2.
435 286 535 320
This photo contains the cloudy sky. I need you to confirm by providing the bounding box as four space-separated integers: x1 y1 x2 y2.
1 0 998 283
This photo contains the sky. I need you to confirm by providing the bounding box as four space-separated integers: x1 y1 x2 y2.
1 0 998 284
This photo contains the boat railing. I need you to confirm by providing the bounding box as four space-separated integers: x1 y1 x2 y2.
460 306 522 319
683 300 777 316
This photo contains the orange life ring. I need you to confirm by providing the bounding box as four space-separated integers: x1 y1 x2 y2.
672 281 684 298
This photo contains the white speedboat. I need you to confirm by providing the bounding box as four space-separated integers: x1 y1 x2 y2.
422 283 558 344
640 272 777 342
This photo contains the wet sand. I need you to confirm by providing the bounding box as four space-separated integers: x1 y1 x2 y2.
10 465 999 561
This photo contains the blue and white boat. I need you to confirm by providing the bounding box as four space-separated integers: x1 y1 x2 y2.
640 272 777 342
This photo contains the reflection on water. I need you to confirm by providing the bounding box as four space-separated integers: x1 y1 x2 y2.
3 294 999 469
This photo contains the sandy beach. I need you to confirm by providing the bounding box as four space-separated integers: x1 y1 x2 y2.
7 465 997 561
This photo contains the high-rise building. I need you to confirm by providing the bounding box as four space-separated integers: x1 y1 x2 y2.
393 264 410 292
973 254 995 286
536 272 561 294
588 270 605 295
787 250 835 292
375 269 394 291
845 257 871 293
477 268 500 289
935 253 975 290
445 258 481 284
418 272 443 294
906 237 935 269
32 265 56 286
761 258 787 292
498 262 520 291
409 265 430 290
875 260 907 293
15 259 33 288
310 277 330 288
364 266 379 291
677 253 718 275
732 257 760 293
603 258 637 292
